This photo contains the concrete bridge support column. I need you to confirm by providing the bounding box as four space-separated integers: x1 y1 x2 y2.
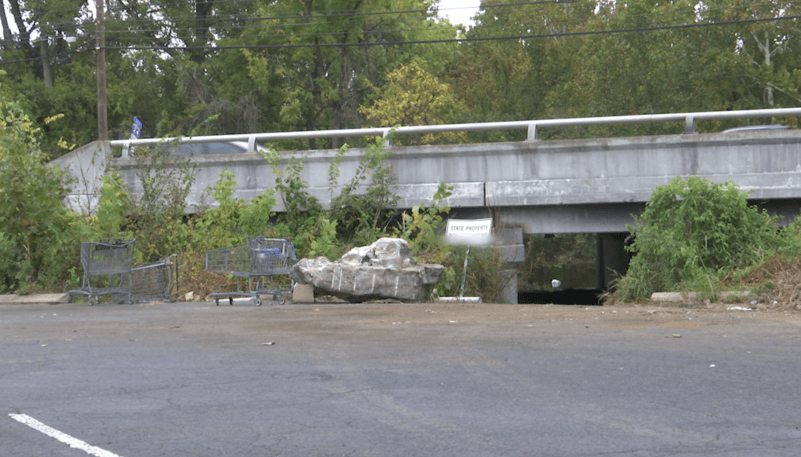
595 233 631 291
496 228 525 304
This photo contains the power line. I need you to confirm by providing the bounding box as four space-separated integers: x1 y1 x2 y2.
5 0 789 45
97 14 801 51
89 1 796 43
1 7 798 66
70 2 800 48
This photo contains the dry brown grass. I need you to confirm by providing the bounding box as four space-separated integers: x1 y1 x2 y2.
176 250 238 301
176 249 295 301
738 255 801 311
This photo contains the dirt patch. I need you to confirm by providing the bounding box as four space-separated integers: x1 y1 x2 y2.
285 300 801 329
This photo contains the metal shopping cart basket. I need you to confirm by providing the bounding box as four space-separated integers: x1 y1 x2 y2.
205 237 297 306
126 254 178 304
69 238 136 305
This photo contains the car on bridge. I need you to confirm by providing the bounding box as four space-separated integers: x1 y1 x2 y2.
722 124 789 133
167 141 267 156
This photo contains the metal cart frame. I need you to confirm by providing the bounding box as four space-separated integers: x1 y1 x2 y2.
69 238 136 305
205 237 297 306
125 254 178 304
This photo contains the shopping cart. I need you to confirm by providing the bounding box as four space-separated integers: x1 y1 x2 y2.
205 237 297 306
126 254 178 303
69 238 136 305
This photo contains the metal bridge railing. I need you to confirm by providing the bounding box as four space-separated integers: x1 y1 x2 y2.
110 107 801 157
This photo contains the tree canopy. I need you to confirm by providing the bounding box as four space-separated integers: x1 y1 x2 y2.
1 0 800 155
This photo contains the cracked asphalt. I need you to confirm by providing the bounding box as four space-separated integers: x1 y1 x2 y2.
2 300 801 456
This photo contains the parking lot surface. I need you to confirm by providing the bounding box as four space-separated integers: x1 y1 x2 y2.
2 301 801 456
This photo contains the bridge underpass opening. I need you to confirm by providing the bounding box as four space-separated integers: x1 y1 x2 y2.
516 232 631 305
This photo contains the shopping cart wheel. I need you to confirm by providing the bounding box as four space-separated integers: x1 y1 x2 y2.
215 299 220 306
276 294 285 305
88 296 95 306
254 298 262 306
229 297 234 306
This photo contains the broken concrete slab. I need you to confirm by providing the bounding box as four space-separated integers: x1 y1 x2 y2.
290 238 444 303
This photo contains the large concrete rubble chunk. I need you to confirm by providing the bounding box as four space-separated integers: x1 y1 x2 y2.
289 238 444 302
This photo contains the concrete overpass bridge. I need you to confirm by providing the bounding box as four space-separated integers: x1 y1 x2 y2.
56 108 801 301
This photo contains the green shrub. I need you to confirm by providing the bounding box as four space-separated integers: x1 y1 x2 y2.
127 143 196 262
614 176 781 302
0 97 85 292
93 169 134 239
264 149 323 256
329 135 400 243
395 182 452 253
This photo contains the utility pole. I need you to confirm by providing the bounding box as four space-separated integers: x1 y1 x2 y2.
40 38 53 87
95 0 108 142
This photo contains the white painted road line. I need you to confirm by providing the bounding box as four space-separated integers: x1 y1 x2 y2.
9 413 122 457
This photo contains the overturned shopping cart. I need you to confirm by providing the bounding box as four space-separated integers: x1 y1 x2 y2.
205 237 297 306
69 238 136 305
127 254 178 304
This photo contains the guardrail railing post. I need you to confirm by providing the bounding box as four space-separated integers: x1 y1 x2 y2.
684 115 697 134
526 123 539 141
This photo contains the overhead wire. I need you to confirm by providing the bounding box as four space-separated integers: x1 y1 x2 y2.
97 1 797 42
4 0 791 40
1 1 798 65
60 13 792 58
100 13 801 51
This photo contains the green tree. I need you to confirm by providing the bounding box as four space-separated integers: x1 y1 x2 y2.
709 1 801 114
359 59 466 145
448 0 597 140
454 0 801 139
241 0 453 148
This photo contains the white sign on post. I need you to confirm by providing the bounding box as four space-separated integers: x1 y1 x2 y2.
443 218 493 301
446 218 493 246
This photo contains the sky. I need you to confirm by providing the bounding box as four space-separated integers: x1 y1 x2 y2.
436 0 482 27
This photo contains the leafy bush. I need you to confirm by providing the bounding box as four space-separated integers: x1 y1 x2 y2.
93 169 134 239
395 182 452 253
613 176 781 302
264 149 323 256
0 96 86 292
127 143 197 262
192 168 248 249
328 135 400 244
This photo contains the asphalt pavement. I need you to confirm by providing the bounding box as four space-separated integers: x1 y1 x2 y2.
2 300 800 456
